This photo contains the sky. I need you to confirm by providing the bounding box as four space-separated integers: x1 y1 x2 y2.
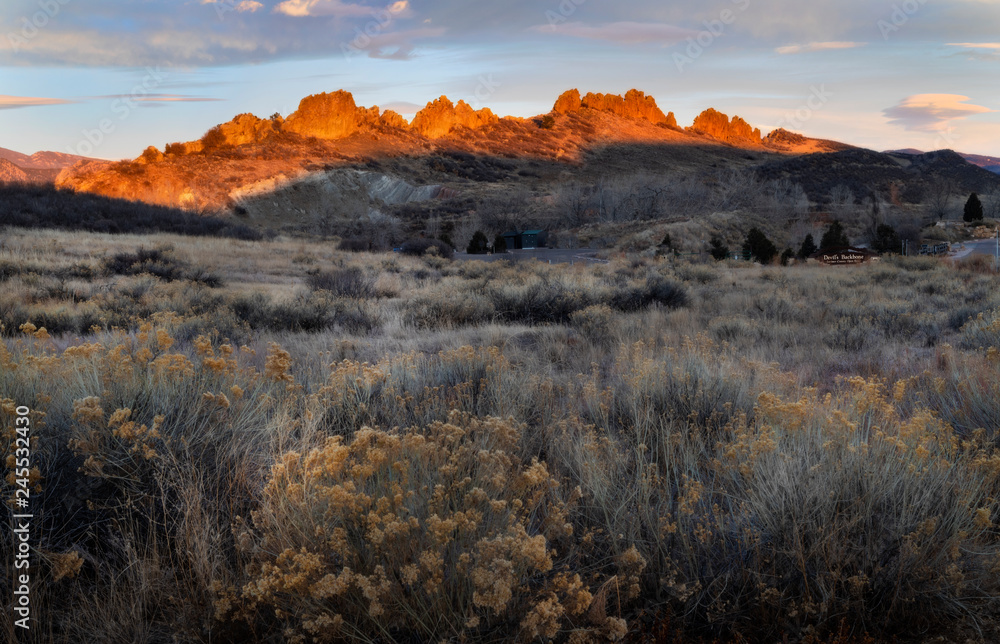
1 0 999 160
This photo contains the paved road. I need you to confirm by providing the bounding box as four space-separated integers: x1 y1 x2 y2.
950 238 999 260
454 248 609 264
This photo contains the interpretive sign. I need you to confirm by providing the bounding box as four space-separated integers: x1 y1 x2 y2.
811 247 880 265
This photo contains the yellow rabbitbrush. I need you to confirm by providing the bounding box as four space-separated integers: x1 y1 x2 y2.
236 411 623 643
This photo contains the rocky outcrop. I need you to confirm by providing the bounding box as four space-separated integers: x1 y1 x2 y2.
165 140 204 156
689 108 762 146
379 109 408 129
410 96 499 139
553 89 583 114
552 88 677 127
217 113 282 146
763 128 805 147
283 90 365 140
283 91 412 138
138 146 165 164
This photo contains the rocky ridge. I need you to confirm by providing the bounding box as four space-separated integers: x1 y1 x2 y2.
51 87 834 211
552 89 678 128
689 108 763 146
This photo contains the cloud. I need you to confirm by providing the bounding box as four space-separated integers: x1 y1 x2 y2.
883 94 993 132
273 0 381 18
379 100 421 115
947 42 1000 49
775 41 865 54
343 26 446 60
0 95 73 109
528 21 698 45
90 93 224 104
201 0 263 12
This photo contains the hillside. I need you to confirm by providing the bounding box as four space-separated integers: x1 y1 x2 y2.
758 148 1000 205
0 146 99 170
53 88 827 213
0 158 29 183
887 148 1000 175
5 87 992 250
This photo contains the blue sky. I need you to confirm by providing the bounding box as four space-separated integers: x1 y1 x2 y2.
2 0 999 159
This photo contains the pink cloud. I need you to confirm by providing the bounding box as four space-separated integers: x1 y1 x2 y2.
775 41 865 55
273 0 375 18
884 94 993 132
529 21 698 46
0 95 72 109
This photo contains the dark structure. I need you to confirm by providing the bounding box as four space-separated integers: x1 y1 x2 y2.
521 230 547 249
501 230 522 250
500 229 548 250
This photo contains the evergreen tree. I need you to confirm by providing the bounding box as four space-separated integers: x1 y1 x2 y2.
709 236 730 261
660 233 673 249
742 227 778 263
964 193 985 222
872 224 901 254
493 234 507 253
819 220 850 250
797 234 817 259
466 231 489 254
780 248 794 266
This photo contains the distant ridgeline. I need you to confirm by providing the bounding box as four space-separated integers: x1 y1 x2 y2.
0 183 262 239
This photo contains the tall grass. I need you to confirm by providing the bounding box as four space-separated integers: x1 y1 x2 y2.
4 229 1000 642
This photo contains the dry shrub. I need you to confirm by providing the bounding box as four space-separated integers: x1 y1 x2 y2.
306 267 376 299
955 253 997 275
960 308 1000 350
404 288 496 329
588 336 759 444
570 304 615 346
571 375 1000 641
238 411 603 643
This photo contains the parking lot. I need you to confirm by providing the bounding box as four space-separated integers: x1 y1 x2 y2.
453 248 609 264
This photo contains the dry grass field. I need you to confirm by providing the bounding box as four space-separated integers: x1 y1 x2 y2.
3 227 1000 643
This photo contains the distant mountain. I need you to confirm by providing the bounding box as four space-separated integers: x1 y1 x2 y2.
886 148 1000 175
49 87 1000 218
54 87 851 211
0 158 30 182
0 147 99 170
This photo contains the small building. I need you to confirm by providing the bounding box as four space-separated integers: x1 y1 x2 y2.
521 229 548 249
502 231 522 250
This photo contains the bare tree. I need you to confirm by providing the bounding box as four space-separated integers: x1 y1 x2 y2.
859 190 892 245
763 178 809 218
451 214 483 251
554 183 592 227
712 168 765 212
982 184 1000 220
476 188 533 233
829 185 856 220
424 214 442 239
926 177 959 220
